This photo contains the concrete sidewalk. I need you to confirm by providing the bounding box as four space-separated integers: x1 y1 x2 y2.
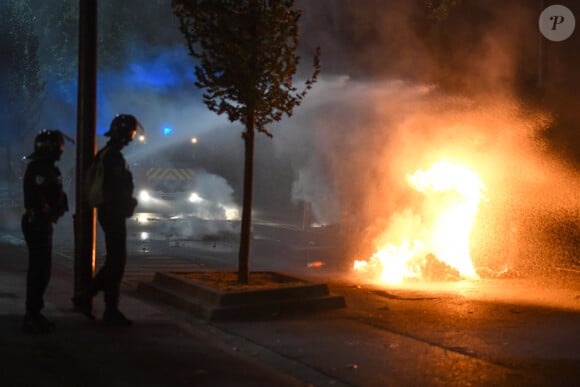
0 242 315 387
2 237 579 387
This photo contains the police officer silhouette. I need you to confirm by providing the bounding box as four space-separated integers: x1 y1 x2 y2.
73 114 142 325
22 130 69 333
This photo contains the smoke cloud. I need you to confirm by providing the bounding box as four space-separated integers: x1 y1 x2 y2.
282 0 579 272
2 0 576 275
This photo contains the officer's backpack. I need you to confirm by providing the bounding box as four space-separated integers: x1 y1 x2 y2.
85 147 108 207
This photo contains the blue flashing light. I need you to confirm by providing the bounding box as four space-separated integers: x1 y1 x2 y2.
163 127 173 136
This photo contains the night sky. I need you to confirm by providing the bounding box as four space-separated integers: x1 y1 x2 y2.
1 0 578 232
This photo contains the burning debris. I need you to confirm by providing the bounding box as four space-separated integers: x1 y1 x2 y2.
355 252 461 282
410 253 461 282
354 161 486 284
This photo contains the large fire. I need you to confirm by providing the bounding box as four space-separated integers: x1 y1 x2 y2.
354 161 487 284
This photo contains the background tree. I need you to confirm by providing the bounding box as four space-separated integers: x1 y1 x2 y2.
32 0 176 91
0 0 44 192
172 0 320 283
0 0 45 145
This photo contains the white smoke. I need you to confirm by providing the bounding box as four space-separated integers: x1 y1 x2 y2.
189 170 239 221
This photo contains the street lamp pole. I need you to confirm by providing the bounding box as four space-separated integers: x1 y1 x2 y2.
74 0 97 298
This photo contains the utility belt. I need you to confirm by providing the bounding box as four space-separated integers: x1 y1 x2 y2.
25 202 67 223
24 208 34 217
23 209 50 223
23 209 38 223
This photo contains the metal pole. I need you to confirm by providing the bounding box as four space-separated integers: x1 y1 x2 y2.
74 0 97 297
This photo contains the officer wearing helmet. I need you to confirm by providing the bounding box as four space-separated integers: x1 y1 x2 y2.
73 114 141 325
22 129 69 333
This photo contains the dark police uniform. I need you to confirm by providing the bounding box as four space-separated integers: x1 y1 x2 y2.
72 113 140 326
22 155 68 319
90 142 137 311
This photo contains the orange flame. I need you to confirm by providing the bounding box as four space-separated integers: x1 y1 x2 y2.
354 161 487 283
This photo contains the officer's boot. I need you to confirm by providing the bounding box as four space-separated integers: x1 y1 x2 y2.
72 288 96 320
22 312 55 334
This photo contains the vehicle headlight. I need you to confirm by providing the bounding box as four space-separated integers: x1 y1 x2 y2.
139 190 151 203
223 206 240 220
189 192 203 203
136 214 149 224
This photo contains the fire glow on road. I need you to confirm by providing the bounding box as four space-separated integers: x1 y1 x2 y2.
354 161 487 284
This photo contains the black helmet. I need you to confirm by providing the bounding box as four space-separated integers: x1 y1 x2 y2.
105 114 143 144
32 129 66 160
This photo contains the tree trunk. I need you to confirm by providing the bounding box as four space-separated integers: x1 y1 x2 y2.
237 114 255 284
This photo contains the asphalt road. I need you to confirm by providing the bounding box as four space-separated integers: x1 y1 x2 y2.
2 214 579 386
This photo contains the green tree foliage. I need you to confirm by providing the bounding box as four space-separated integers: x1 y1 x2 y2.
0 0 45 143
173 0 320 283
